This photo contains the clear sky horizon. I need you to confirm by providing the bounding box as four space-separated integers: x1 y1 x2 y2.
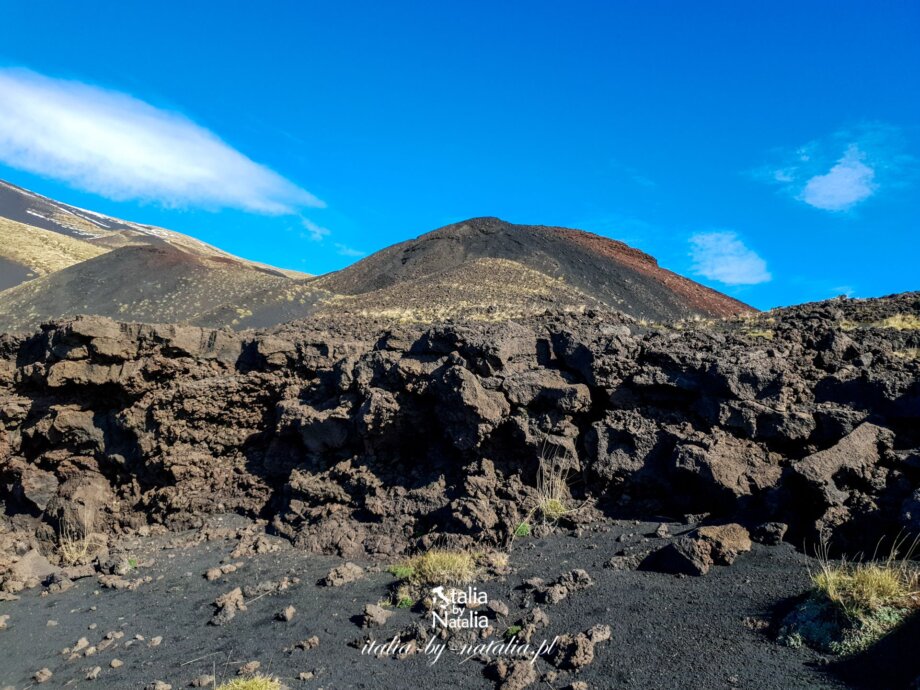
0 1 917 310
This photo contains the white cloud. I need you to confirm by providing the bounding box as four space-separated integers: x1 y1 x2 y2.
760 124 912 213
0 68 322 213
300 218 331 242
334 243 364 257
689 231 772 286
799 145 876 211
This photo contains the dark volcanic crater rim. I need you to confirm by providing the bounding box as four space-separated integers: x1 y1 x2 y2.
316 217 754 322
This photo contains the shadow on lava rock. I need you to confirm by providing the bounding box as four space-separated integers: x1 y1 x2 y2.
823 610 920 690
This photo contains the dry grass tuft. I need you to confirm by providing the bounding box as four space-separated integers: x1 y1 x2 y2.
509 447 590 548
893 348 920 361
389 549 478 586
781 535 920 654
535 448 579 522
57 530 105 567
812 540 920 622
214 677 283 690
873 313 920 331
56 508 104 566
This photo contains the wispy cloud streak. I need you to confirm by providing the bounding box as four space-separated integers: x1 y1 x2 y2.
0 68 322 213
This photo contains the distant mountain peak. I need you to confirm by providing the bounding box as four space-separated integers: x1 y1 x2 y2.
0 181 752 334
317 217 753 321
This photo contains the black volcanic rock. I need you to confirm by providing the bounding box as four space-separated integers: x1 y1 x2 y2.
0 292 918 571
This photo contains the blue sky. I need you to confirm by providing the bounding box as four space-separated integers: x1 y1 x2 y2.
0 1 917 309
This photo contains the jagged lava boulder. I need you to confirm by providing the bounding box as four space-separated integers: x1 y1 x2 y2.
0 293 918 569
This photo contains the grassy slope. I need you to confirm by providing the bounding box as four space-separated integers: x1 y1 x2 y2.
314 257 602 323
0 245 311 333
0 216 108 277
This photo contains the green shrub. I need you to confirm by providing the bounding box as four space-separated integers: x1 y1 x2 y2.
504 625 523 639
514 522 531 538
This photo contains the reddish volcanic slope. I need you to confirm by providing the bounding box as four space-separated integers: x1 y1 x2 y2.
317 217 754 322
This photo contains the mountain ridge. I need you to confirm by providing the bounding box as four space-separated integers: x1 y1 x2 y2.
0 180 754 334
315 216 753 321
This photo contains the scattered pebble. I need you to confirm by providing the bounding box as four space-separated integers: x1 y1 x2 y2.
46 619 58 627
33 668 53 684
191 674 214 687
319 562 365 587
205 562 242 581
487 600 509 617
145 682 171 690
362 603 393 628
743 616 770 631
149 635 163 647
0 614 9 630
296 636 320 650
211 586 246 626
86 666 102 680
238 660 261 675
277 605 296 622
110 658 123 669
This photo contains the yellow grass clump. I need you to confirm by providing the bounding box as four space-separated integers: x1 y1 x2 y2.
535 449 580 522
215 677 283 690
812 553 919 622
57 530 105 567
874 313 920 331
781 536 920 655
389 548 477 586
56 507 105 566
